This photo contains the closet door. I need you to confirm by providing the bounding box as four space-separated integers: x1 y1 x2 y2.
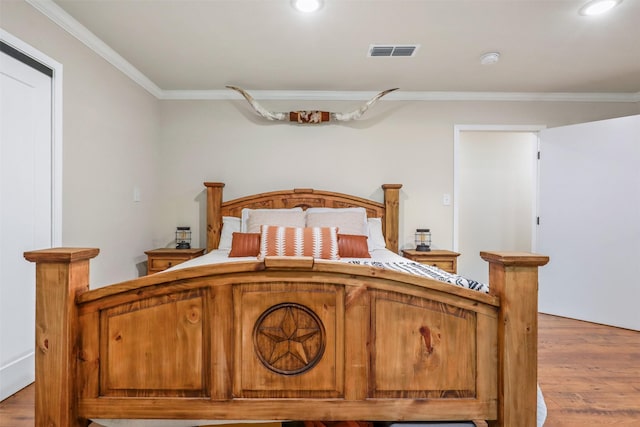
0 48 53 400
538 115 640 331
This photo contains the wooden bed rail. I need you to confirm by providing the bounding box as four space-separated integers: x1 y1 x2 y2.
24 248 547 427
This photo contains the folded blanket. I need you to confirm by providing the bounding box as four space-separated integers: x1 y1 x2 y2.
346 260 490 293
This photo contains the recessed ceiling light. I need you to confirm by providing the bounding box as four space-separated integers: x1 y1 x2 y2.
579 0 622 16
292 0 323 13
480 52 500 65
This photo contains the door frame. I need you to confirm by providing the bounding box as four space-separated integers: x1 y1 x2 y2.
0 29 62 399
1 29 63 245
452 124 546 254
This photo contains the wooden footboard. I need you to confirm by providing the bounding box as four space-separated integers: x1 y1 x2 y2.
25 249 547 427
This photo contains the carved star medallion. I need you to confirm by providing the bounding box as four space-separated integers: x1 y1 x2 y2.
253 303 325 375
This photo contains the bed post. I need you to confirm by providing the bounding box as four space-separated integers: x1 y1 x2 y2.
204 182 225 252
23 248 100 427
382 184 402 253
480 251 549 427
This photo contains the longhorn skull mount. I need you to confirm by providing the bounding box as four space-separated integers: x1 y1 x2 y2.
226 86 399 124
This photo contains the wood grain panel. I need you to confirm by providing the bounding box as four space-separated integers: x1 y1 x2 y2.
6 315 637 426
22 247 547 425
77 310 99 399
372 292 477 398
234 283 343 398
100 291 206 396
344 284 370 401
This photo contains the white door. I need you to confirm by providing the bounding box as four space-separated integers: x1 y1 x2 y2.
0 48 53 400
538 115 640 331
456 130 538 284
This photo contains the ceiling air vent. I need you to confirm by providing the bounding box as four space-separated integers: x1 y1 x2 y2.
368 44 419 57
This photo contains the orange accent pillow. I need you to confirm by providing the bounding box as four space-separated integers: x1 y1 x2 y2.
228 232 261 257
338 234 371 258
260 226 339 260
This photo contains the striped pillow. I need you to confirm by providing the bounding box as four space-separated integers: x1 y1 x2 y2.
259 226 339 260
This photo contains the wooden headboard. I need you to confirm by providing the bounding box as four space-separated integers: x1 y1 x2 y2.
204 183 402 253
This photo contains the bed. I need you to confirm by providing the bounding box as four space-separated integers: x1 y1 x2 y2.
24 182 548 427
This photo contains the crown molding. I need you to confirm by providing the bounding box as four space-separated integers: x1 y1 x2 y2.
26 0 163 98
28 0 640 104
164 89 639 102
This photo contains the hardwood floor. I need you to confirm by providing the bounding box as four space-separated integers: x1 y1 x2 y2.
537 314 640 426
1 314 638 427
0 384 33 427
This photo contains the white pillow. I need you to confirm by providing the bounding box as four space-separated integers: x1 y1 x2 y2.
367 217 387 251
305 207 368 236
244 209 306 233
240 207 303 232
219 216 241 249
306 207 367 214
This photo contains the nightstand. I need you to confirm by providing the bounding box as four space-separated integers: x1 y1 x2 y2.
144 248 205 275
401 249 460 274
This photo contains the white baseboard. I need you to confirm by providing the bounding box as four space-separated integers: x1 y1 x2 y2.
0 352 34 401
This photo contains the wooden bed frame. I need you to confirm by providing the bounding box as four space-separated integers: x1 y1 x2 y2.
24 182 548 427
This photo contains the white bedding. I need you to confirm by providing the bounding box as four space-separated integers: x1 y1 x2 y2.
167 248 490 293
167 247 408 271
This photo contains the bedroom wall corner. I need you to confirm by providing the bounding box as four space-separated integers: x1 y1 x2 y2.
1 1 161 287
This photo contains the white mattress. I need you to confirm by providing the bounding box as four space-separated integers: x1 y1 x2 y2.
165 248 490 293
165 248 406 272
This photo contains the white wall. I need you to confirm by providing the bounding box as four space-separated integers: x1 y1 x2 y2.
2 0 640 288
457 131 537 283
156 100 638 260
1 1 160 286
538 115 640 330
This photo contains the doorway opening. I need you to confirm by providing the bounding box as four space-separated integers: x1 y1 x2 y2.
453 125 544 283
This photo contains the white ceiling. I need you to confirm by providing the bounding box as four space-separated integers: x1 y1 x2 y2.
34 0 640 100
